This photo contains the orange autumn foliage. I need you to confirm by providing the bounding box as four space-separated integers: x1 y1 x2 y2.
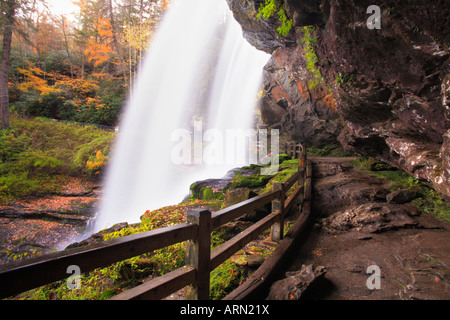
17 65 62 96
84 18 114 67
86 150 107 176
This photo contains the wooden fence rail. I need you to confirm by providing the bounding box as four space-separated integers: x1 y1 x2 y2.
0 144 307 300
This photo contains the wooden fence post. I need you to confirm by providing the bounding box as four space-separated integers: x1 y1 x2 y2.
271 183 285 242
185 209 211 300
297 150 306 204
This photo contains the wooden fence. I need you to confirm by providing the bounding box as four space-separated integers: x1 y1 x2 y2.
0 144 307 300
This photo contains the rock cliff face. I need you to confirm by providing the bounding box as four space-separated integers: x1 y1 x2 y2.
226 0 450 199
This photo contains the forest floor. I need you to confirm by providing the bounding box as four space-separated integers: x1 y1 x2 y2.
274 157 450 300
0 177 101 264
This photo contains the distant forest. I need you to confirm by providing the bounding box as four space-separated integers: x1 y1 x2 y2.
1 0 170 127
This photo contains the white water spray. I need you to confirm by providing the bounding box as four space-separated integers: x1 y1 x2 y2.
93 0 269 232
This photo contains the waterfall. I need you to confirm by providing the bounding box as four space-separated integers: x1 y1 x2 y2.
93 0 270 232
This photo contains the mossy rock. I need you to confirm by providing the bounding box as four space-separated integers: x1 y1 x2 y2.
190 182 206 199
189 184 224 200
117 257 156 282
225 188 250 206
225 175 272 190
202 187 214 200
353 157 397 172
230 254 267 268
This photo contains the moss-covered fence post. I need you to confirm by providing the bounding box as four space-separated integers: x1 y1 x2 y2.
185 208 212 300
271 183 285 242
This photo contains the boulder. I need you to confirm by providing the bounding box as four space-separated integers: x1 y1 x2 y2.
267 264 327 300
65 222 129 250
230 253 267 268
225 188 251 206
320 202 420 234
386 190 420 204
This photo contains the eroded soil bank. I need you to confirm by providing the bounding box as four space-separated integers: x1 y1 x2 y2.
279 157 450 300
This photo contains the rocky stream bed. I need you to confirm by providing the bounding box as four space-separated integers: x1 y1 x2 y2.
0 177 101 265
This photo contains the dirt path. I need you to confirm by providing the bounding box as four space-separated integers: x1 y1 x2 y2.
278 157 450 300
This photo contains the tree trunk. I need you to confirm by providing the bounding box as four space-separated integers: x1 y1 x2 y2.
0 0 17 130
61 16 74 78
108 0 127 83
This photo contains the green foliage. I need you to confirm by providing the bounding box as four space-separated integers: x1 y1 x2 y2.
10 71 125 127
300 26 325 89
276 6 293 37
256 0 293 37
273 153 291 165
22 93 68 119
335 72 355 87
0 116 114 204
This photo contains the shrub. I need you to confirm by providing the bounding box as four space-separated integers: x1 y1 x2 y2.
86 150 108 176
0 116 114 204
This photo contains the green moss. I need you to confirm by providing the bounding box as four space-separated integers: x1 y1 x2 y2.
273 153 291 165
209 259 244 300
189 182 206 199
259 159 300 194
352 157 396 172
256 0 293 37
353 157 450 223
300 26 325 90
225 175 273 191
307 144 353 157
202 187 214 200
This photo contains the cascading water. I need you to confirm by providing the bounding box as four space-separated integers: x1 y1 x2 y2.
93 0 270 232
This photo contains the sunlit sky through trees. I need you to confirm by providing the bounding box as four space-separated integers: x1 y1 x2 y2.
46 0 79 18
